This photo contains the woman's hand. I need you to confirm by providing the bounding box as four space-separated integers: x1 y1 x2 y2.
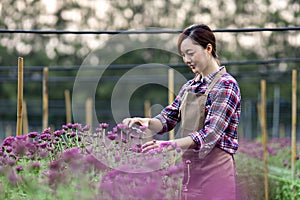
142 140 176 153
122 117 151 128
141 140 164 153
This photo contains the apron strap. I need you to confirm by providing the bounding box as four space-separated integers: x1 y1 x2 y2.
204 67 227 95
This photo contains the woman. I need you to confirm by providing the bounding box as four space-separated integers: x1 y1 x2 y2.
123 24 241 200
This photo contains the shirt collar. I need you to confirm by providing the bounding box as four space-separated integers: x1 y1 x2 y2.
202 66 225 84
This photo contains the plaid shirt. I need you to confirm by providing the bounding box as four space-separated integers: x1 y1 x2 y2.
155 66 241 155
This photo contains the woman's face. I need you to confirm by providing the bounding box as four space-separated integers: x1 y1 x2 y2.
180 37 210 76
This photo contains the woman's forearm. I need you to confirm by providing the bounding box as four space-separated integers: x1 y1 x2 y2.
172 136 197 149
148 118 163 133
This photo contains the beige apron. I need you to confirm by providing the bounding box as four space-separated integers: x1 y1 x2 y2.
179 68 236 200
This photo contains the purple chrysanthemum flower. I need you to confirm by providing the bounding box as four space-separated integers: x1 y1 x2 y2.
15 165 23 172
112 127 118 133
2 136 15 147
175 147 182 153
7 158 16 166
38 149 48 159
12 140 27 157
95 127 102 132
8 171 20 186
29 161 41 172
185 160 191 165
116 123 128 130
53 130 64 137
82 124 90 131
107 133 118 140
69 132 77 138
62 125 68 130
62 147 82 163
38 142 49 149
16 135 28 141
139 125 147 132
48 170 65 189
67 123 73 129
5 146 13 153
42 127 51 135
99 123 109 129
28 132 39 139
122 137 127 143
72 123 81 130
49 160 62 171
40 133 51 141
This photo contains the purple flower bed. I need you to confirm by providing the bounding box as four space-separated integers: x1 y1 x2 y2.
0 123 184 200
236 137 300 200
238 137 300 172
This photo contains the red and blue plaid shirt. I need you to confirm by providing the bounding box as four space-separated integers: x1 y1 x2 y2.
155 66 241 155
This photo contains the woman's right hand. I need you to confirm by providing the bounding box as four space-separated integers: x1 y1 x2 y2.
122 117 151 128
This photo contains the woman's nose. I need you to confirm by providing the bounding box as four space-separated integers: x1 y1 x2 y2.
183 55 191 64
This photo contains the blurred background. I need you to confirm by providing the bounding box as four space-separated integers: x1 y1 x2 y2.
0 0 299 141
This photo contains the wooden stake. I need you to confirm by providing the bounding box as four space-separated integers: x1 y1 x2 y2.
43 67 49 130
260 80 268 200
86 98 93 128
16 57 23 136
291 70 297 181
22 101 29 134
144 100 151 118
168 69 175 140
279 123 285 139
144 100 152 142
65 89 72 124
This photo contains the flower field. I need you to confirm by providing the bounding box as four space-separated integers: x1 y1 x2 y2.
235 137 300 200
1 122 299 200
0 123 184 200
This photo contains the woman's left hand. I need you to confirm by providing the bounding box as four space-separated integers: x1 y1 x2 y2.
142 140 176 153
142 140 164 153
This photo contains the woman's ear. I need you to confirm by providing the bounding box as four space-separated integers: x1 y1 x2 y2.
206 43 213 54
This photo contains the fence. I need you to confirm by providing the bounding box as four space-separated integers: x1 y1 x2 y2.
0 27 299 140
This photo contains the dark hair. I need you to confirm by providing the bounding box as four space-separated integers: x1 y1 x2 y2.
177 24 218 59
